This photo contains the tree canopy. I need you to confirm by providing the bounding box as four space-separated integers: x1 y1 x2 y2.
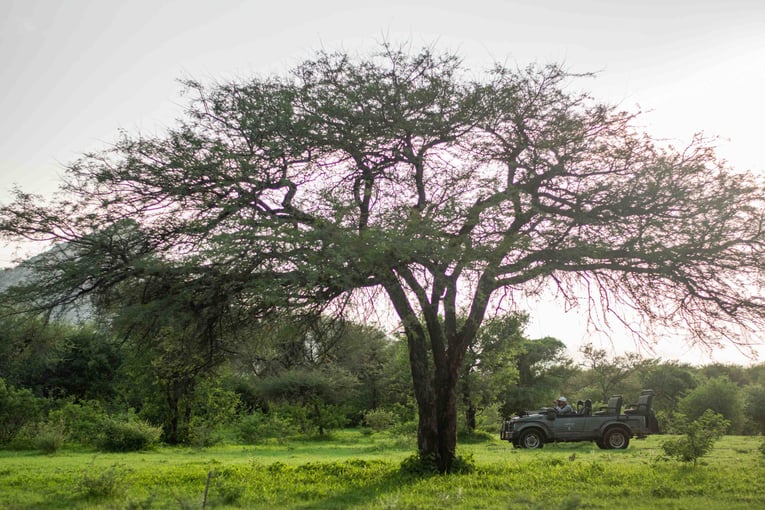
2 44 765 471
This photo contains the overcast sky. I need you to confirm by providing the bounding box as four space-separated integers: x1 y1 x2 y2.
2 0 764 364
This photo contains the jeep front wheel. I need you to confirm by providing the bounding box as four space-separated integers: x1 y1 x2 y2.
519 429 545 449
603 428 630 449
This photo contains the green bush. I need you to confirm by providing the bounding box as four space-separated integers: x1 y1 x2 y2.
363 408 397 432
97 416 162 452
265 402 348 436
188 421 223 447
473 404 503 432
237 410 295 443
0 378 46 444
34 420 67 454
47 399 107 446
207 467 245 506
399 452 475 475
389 419 418 438
11 419 67 452
660 409 730 466
77 463 129 499
743 384 765 434
678 376 744 432
186 381 242 447
457 428 494 443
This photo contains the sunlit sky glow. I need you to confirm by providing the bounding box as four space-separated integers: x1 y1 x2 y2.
1 0 764 364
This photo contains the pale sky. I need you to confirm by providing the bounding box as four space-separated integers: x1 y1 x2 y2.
1 0 764 364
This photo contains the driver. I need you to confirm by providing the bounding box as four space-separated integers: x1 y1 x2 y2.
554 396 575 415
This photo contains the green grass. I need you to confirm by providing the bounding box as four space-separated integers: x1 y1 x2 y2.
0 431 763 509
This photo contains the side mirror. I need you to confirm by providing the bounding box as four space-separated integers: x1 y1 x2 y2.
546 409 556 420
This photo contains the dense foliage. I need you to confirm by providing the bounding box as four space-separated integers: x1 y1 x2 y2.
0 311 764 453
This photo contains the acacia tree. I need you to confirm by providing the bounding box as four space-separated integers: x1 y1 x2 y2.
578 343 649 402
459 313 526 430
637 361 697 413
505 335 572 416
2 45 765 472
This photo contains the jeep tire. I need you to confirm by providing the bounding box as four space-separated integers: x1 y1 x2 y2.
603 427 630 449
519 429 545 449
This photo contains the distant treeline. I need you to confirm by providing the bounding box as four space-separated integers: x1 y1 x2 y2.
1 312 764 451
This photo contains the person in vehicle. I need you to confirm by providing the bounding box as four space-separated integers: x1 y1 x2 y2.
554 396 575 415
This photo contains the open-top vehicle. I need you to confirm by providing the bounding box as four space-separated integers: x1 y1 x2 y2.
500 389 660 449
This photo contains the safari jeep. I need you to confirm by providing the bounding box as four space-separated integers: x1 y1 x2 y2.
500 390 660 449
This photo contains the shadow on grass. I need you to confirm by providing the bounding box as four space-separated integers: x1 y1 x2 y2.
290 465 430 510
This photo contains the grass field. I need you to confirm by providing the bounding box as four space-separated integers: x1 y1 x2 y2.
1 431 763 509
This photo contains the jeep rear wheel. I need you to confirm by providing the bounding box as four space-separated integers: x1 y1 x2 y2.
603 428 630 449
519 429 545 449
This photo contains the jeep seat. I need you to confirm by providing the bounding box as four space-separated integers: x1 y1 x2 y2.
625 390 654 416
595 395 622 416
576 399 592 416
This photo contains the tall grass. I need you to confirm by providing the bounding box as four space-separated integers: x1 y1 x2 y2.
0 432 763 509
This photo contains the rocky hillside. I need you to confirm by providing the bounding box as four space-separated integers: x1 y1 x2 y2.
0 260 93 322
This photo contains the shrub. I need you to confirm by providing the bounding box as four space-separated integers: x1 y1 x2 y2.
97 416 162 452
474 404 503 432
34 420 67 454
188 421 222 448
10 419 67 452
47 399 107 446
207 468 245 506
389 419 417 438
743 384 765 434
457 428 494 443
678 376 744 432
77 463 129 499
190 380 242 444
261 402 348 436
237 409 295 444
385 419 418 449
660 409 730 466
0 378 45 444
399 452 475 475
363 408 397 432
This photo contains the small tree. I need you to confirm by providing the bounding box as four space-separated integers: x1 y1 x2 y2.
499 334 573 416
661 409 729 467
637 361 697 413
459 313 524 430
579 343 649 403
678 376 744 432
742 384 765 434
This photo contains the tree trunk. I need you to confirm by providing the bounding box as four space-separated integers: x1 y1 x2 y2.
466 404 477 432
405 327 438 458
405 325 460 473
383 277 469 473
313 401 324 435
165 388 181 444
434 367 459 472
182 399 192 442
164 378 194 444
